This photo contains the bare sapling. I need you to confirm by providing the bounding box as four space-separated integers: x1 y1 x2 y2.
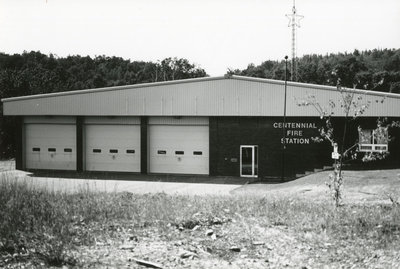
297 83 396 207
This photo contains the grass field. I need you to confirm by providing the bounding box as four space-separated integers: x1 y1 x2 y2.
1 168 400 268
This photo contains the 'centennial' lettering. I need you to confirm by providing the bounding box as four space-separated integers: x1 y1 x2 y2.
273 122 317 129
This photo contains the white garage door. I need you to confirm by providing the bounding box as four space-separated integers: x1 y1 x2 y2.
85 123 140 172
25 123 76 170
149 118 209 174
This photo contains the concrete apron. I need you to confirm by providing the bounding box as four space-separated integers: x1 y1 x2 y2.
1 170 243 196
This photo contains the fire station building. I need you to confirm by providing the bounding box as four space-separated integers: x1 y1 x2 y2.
2 75 400 180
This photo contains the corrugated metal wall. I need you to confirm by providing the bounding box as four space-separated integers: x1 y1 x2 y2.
148 116 209 125
24 116 76 124
84 116 140 125
4 76 400 117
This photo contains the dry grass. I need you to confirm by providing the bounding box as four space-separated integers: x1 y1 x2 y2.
1 172 400 268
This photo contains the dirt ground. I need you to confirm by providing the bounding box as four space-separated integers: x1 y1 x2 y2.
65 222 400 269
234 169 400 205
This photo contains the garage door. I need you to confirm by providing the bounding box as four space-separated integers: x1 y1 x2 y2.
149 117 209 174
84 117 140 172
25 119 76 170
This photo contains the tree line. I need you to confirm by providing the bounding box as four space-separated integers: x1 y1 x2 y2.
231 48 400 93
0 52 207 99
1 49 400 158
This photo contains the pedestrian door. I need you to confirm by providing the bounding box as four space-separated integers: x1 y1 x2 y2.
240 145 258 177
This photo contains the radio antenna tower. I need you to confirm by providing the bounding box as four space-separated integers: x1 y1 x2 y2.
286 0 303 81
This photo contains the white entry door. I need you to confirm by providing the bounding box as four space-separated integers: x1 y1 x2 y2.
85 124 140 172
240 145 258 177
149 124 209 174
25 124 76 170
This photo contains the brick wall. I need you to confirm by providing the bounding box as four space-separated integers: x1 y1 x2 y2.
209 116 330 180
210 116 400 180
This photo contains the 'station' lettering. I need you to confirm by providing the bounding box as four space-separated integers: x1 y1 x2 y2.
281 137 310 144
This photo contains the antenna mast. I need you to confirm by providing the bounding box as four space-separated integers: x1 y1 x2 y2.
286 0 303 81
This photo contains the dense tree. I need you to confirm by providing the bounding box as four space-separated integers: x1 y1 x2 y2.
233 49 400 92
154 57 207 81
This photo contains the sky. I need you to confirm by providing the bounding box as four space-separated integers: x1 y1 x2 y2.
0 0 399 76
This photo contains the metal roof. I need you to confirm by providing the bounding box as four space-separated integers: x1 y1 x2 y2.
2 75 400 117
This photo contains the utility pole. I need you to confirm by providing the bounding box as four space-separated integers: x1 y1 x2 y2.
286 0 303 81
282 56 288 182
